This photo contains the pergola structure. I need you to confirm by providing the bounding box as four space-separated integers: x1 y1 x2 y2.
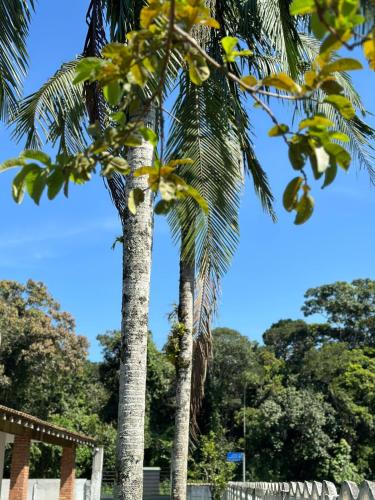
0 405 104 500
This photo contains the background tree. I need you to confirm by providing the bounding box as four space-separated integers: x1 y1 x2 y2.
302 279 375 347
196 281 375 482
0 279 116 477
0 279 88 417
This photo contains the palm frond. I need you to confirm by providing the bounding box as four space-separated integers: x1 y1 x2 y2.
11 60 87 154
167 71 249 432
0 0 34 120
104 0 145 42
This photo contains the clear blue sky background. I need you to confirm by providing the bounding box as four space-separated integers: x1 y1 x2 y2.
0 1 374 361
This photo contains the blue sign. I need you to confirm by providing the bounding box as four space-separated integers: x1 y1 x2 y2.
226 452 243 462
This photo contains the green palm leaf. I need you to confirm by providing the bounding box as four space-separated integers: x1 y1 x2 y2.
0 0 34 120
11 60 87 154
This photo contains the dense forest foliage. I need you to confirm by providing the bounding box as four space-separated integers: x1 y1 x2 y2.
1 278 374 482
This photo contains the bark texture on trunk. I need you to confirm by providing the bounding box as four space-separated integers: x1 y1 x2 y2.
116 111 155 500
171 253 195 500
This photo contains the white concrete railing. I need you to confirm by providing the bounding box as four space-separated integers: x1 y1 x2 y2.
224 481 375 500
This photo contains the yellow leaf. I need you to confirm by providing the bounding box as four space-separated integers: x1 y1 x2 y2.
240 75 257 90
186 54 210 85
304 71 316 87
200 17 220 29
129 64 147 87
140 6 159 28
363 33 375 70
134 166 157 177
160 166 176 176
168 159 194 167
263 73 301 93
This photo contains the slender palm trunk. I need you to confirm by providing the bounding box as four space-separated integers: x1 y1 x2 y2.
116 111 155 500
171 245 195 500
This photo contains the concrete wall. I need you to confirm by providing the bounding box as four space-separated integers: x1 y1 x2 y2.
0 479 90 500
187 484 212 500
143 467 161 498
224 481 375 500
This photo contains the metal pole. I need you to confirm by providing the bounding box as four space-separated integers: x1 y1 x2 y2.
243 384 246 483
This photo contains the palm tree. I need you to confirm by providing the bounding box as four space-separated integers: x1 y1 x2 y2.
84 3 157 497
0 0 34 121
12 1 155 497
166 0 375 498
9 1 374 499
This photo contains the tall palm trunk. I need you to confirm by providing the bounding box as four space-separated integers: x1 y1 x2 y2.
171 238 195 500
116 110 155 500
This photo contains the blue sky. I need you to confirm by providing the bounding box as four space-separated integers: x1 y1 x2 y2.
0 1 374 360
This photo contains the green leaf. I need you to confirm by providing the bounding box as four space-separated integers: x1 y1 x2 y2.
289 142 306 170
321 58 362 75
12 181 24 204
234 49 253 58
73 57 103 84
139 127 158 147
184 185 209 213
110 157 130 173
123 134 143 147
324 95 355 119
12 164 40 203
20 149 51 166
103 81 123 106
47 169 65 200
102 43 126 59
320 79 344 95
324 143 351 169
295 193 314 224
221 36 238 56
154 199 174 215
0 158 27 172
25 169 46 205
128 188 144 215
290 0 315 15
110 111 125 124
329 131 349 142
311 13 326 39
299 115 333 130
269 124 289 137
187 55 210 85
283 176 303 211
102 157 130 177
322 163 338 188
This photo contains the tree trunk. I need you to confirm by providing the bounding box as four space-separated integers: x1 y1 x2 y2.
116 110 155 500
171 248 195 500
